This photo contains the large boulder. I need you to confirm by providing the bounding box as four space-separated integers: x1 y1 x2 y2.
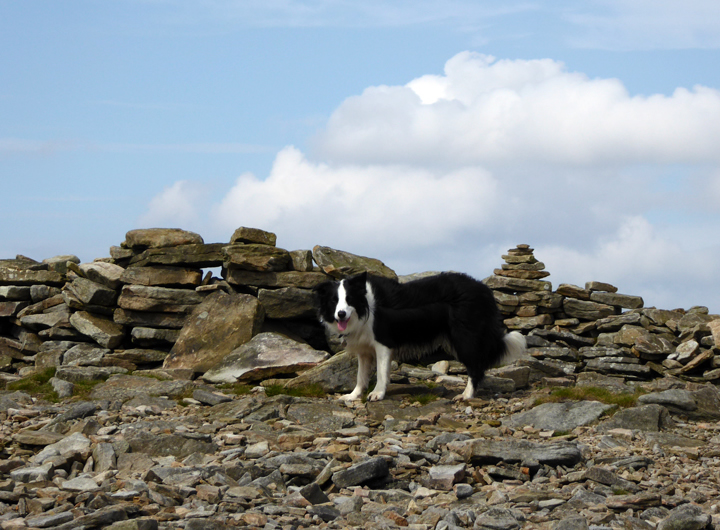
163 291 264 373
202 332 328 384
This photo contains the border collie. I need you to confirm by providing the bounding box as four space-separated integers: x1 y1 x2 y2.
314 271 526 401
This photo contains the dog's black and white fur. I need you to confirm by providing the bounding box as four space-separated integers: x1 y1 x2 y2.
314 271 526 401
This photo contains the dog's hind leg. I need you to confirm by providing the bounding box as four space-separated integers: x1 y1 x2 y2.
457 377 475 401
367 344 392 401
341 349 374 401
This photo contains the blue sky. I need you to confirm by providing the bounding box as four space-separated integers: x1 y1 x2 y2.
2 1 720 313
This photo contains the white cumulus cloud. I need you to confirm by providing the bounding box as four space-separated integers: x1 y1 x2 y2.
212 146 499 256
138 180 208 228
314 52 720 166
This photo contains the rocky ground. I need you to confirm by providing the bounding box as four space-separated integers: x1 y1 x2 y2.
1 368 720 530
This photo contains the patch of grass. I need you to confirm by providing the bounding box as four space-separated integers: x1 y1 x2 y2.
408 393 439 406
217 382 253 396
534 386 646 409
71 378 107 400
7 367 59 402
265 383 326 398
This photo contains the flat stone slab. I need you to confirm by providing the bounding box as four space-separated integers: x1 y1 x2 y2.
202 332 328 384
503 400 614 432
89 374 195 402
462 438 583 467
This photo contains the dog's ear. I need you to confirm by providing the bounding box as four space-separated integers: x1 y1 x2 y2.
345 271 367 291
313 280 334 298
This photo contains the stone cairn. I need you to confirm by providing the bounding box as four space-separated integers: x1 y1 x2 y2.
485 244 719 384
1 230 720 530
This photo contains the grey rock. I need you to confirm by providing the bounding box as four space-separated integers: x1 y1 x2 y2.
62 476 101 492
224 268 329 289
638 389 697 411
203 332 328 384
25 511 75 528
428 463 466 490
120 266 202 287
117 284 206 313
93 442 117 473
657 503 711 530
484 274 552 293
551 517 589 530
69 311 125 348
10 462 54 482
113 307 188 329
79 261 125 289
124 228 204 249
223 243 291 272
130 326 179 347
289 249 314 272
129 242 226 268
55 365 127 383
67 277 118 306
163 290 264 372
503 400 613 432
598 404 674 432
89 374 194 402
192 388 232 406
582 465 639 493
230 226 277 246
285 351 357 393
462 439 583 467
563 298 615 320
590 291 644 309
312 245 396 280
50 376 74 398
332 456 389 488
258 287 316 319
125 429 217 458
63 343 110 366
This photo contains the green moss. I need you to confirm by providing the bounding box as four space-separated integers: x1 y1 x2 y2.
217 382 253 396
71 379 106 400
264 383 326 398
408 393 439 406
7 367 60 402
534 386 647 409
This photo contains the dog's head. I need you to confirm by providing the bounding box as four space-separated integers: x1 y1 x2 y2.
313 272 369 334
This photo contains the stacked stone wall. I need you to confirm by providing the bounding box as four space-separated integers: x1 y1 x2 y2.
1 230 719 391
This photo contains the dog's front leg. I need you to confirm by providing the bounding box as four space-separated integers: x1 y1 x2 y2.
367 344 392 401
340 350 373 401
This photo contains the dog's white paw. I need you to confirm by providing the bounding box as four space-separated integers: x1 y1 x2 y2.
339 391 362 401
366 390 385 401
453 390 475 402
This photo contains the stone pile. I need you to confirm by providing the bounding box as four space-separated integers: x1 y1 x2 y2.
483 245 558 328
482 245 720 385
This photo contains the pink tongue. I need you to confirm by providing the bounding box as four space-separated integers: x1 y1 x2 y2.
337 320 348 332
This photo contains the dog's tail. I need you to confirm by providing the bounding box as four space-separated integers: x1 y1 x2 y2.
500 331 527 365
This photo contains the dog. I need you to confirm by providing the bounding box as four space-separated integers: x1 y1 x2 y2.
313 271 526 401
